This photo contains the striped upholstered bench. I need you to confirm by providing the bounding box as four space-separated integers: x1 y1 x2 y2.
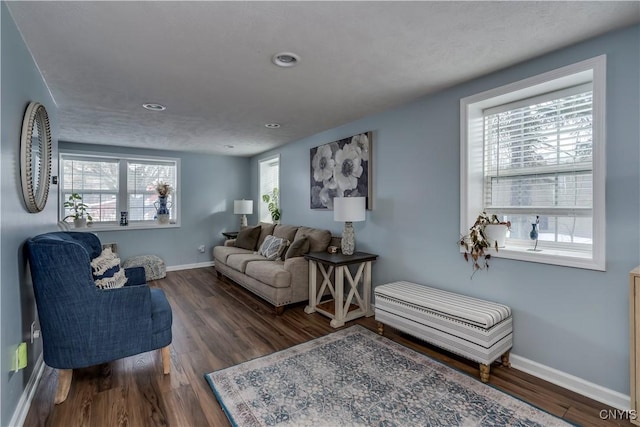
375 281 513 382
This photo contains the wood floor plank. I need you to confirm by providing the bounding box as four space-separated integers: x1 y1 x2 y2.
23 267 631 427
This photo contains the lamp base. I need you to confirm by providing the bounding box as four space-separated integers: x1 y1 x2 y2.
341 221 355 255
240 214 248 229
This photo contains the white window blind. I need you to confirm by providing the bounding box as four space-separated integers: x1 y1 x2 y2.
62 157 119 222
60 153 179 225
259 156 280 223
127 161 177 221
482 84 593 250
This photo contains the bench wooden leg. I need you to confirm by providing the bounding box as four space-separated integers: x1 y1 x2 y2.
275 306 284 316
161 345 171 374
479 364 490 383
377 322 384 335
54 369 72 404
501 351 511 368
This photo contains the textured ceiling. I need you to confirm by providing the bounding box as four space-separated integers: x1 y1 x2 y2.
6 1 640 156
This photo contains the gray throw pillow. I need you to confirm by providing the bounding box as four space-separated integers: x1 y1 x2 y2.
259 235 289 260
235 225 261 250
285 236 310 260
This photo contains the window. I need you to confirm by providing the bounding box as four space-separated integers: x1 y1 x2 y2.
460 56 606 270
60 152 179 227
259 155 280 223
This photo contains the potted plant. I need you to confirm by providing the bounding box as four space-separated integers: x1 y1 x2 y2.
459 212 510 276
63 193 93 228
261 188 281 223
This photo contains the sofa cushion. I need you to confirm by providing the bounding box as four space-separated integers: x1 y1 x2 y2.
258 235 289 260
285 236 310 260
213 246 253 264
273 224 298 243
245 261 291 288
294 226 332 253
227 253 268 273
257 222 276 249
235 225 261 250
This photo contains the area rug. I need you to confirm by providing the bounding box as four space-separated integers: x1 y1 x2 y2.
205 325 571 427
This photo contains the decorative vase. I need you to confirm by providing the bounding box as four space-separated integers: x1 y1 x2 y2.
484 224 508 248
154 195 172 225
529 223 539 240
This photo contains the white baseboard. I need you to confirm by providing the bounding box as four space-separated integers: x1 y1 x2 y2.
511 353 629 411
8 355 45 427
166 261 214 272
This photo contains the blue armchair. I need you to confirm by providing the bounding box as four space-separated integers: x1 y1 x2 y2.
26 231 172 404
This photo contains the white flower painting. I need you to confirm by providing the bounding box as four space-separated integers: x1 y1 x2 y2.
310 132 372 209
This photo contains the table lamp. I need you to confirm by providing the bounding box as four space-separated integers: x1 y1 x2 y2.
334 197 366 255
234 200 253 229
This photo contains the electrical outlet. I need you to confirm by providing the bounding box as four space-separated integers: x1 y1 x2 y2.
30 321 40 344
198 245 205 253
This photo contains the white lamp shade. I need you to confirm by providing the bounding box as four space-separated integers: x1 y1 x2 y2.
234 200 253 215
333 197 366 222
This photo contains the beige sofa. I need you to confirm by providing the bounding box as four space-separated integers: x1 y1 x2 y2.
213 223 336 314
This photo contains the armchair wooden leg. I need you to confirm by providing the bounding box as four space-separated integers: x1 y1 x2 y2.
54 369 72 404
161 345 171 375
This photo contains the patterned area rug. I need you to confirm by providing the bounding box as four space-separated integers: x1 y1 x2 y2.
205 325 571 427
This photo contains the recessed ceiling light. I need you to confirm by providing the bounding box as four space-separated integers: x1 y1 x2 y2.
224 144 235 149
272 52 300 68
265 123 281 129
142 103 166 111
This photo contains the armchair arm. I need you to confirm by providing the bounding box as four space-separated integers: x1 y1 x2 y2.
90 284 154 362
124 266 146 286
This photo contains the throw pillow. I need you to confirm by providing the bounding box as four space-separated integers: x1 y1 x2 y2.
235 225 261 250
259 235 289 260
91 247 128 289
285 236 310 260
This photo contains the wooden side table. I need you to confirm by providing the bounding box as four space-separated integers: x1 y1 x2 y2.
304 251 378 328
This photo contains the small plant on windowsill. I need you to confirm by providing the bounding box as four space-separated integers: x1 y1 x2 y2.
63 193 93 228
261 188 281 223
459 212 511 277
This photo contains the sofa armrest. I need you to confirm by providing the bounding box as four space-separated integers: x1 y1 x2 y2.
224 239 236 247
284 256 310 302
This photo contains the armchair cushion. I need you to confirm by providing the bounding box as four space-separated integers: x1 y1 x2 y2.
91 248 127 289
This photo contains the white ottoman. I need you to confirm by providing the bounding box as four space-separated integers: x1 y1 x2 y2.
375 281 513 382
122 255 166 281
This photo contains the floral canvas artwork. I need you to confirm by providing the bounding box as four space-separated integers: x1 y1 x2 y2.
310 132 372 209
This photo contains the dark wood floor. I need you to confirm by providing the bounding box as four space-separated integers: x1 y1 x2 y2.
24 268 630 426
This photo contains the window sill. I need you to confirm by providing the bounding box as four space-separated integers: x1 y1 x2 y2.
462 243 604 271
63 222 180 232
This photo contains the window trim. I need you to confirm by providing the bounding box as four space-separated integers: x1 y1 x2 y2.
460 55 606 271
59 150 181 230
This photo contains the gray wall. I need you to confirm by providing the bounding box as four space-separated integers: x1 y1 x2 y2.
1 3 59 424
60 142 251 266
251 24 640 395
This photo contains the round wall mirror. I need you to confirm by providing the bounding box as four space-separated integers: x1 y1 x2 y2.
20 101 52 213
